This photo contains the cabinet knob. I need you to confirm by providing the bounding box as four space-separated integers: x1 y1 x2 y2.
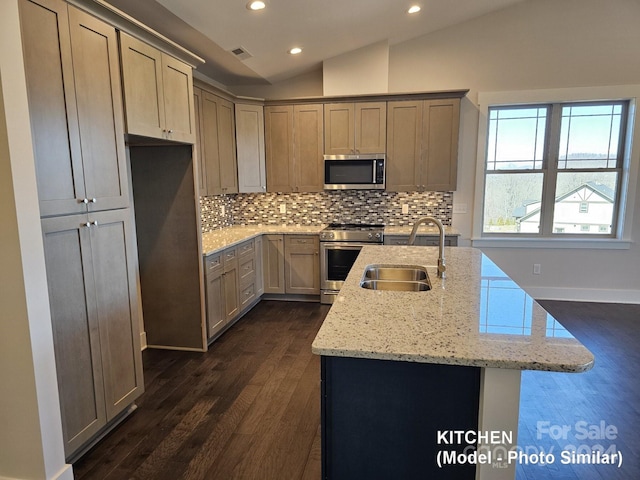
90 198 97 203
80 198 89 204
83 222 91 228
91 220 99 227
168 129 173 134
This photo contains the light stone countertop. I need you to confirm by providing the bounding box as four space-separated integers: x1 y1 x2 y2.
311 245 594 373
202 225 326 256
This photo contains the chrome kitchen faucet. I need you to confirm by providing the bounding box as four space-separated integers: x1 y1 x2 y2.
408 217 446 279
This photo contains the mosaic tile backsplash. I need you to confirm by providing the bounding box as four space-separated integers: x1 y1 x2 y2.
201 191 452 233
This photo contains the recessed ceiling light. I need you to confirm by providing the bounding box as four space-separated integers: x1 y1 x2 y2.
247 1 266 11
408 5 421 14
288 47 302 55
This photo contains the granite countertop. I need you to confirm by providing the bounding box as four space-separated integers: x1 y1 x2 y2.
202 225 326 256
311 246 594 373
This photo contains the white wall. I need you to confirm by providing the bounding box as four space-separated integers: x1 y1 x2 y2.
387 0 640 302
0 1 72 479
323 40 389 96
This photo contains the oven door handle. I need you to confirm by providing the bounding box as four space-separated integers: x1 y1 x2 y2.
320 242 370 249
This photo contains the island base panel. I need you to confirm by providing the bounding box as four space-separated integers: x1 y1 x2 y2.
321 356 481 480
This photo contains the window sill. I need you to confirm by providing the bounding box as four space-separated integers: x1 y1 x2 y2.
471 237 632 250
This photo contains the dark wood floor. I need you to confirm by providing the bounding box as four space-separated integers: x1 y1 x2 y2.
518 300 640 480
73 300 330 480
73 300 640 480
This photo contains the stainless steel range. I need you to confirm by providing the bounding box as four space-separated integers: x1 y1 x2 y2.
320 223 384 304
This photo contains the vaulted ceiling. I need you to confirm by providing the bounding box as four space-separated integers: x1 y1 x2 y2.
104 0 526 86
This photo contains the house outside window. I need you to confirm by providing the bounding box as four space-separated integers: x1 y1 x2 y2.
482 101 627 237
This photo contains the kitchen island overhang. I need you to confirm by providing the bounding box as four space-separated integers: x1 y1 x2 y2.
312 246 594 480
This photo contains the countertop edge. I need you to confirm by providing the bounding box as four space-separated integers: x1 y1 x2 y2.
311 345 595 373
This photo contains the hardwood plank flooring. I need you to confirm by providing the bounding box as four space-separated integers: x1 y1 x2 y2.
517 300 640 480
72 299 640 480
73 300 329 480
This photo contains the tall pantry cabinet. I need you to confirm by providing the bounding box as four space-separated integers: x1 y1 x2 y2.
19 0 143 460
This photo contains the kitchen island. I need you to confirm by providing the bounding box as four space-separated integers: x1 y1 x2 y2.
312 246 594 480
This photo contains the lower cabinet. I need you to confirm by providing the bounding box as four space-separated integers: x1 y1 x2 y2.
263 234 320 296
263 234 286 294
384 234 459 246
284 235 320 295
204 238 262 341
41 209 144 459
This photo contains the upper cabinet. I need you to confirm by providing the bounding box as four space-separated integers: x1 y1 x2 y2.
20 0 129 217
195 90 238 195
324 102 386 155
119 32 195 144
235 103 266 193
265 104 323 192
386 98 460 192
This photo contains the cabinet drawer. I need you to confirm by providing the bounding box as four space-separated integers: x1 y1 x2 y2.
238 239 255 258
224 247 237 263
240 282 256 311
205 253 223 275
287 235 318 246
239 256 256 286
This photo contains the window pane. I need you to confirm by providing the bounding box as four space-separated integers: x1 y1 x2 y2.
552 172 618 234
558 103 623 169
487 107 547 171
483 173 544 233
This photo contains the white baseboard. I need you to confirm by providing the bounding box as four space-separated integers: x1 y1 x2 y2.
526 286 640 304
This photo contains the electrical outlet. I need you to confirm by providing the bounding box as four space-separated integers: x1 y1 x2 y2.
533 264 541 275
279 204 286 214
221 205 225 216
402 204 409 214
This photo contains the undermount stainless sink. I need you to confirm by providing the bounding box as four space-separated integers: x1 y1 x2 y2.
363 265 429 282
360 265 431 291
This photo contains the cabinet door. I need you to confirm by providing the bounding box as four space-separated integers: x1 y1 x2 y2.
284 235 320 295
202 93 238 195
68 6 129 212
386 101 422 192
263 234 285 294
205 254 225 338
324 103 355 155
162 54 196 143
42 214 106 457
19 0 86 217
294 104 323 192
355 102 386 154
216 97 238 193
223 249 240 323
193 87 207 194
88 209 144 421
119 32 165 139
422 99 460 191
254 235 264 296
236 103 267 193
265 105 294 192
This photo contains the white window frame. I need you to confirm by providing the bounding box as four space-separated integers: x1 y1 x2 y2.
473 86 640 250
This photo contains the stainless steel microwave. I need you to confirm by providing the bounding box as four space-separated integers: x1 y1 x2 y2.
323 154 385 190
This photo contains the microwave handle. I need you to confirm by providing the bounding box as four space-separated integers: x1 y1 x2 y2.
373 161 376 182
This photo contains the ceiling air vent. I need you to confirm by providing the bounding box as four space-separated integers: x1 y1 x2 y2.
230 46 252 60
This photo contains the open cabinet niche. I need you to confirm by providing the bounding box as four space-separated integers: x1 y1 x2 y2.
129 145 207 351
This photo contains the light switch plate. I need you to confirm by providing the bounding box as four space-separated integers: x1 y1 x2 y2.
453 203 468 214
279 204 286 214
402 204 409 214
